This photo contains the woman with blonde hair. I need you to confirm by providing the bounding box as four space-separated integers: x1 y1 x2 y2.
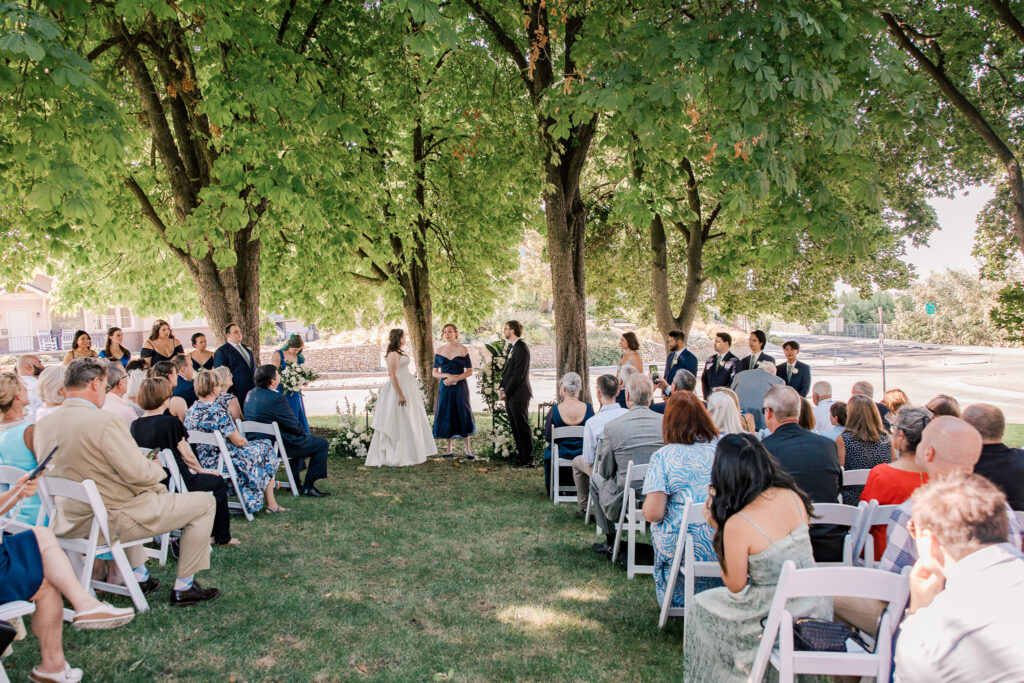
211 366 242 421
33 365 67 422
0 372 43 525
123 369 147 418
836 394 891 504
710 387 756 433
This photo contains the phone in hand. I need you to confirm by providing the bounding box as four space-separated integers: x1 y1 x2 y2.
649 364 659 381
28 446 58 481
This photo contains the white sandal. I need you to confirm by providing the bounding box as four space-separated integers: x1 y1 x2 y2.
71 602 135 630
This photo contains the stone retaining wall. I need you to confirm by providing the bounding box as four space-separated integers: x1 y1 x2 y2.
260 344 380 373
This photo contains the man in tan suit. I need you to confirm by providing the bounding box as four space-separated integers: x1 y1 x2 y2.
35 358 220 606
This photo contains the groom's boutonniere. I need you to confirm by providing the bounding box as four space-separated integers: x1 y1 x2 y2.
792 368 799 374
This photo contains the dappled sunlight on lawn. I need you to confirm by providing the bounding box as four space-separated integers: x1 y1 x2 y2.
497 604 606 632
556 585 611 603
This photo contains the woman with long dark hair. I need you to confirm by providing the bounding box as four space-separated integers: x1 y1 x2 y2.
275 335 311 434
61 330 97 365
683 433 830 682
365 329 436 467
140 319 184 366
188 332 214 371
616 331 643 376
431 324 476 457
97 327 131 367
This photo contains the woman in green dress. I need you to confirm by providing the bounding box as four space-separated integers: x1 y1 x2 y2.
684 434 831 682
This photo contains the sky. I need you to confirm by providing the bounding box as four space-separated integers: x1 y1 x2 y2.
905 184 996 278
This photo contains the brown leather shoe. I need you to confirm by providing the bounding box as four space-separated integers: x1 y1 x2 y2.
170 581 220 607
138 577 160 596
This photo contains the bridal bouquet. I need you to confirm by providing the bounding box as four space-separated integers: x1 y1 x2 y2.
279 364 319 393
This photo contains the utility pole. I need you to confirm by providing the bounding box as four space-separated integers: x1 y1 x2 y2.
878 306 887 394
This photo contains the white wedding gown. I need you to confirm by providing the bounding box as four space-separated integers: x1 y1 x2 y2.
365 355 437 467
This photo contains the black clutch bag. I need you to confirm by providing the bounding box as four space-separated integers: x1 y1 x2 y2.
792 618 854 652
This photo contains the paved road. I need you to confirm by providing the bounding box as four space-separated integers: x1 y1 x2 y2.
303 335 1024 423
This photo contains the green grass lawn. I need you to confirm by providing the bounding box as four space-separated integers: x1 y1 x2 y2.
4 451 683 681
1003 423 1024 448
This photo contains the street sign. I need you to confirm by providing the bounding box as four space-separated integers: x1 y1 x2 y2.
926 302 936 315
828 317 844 333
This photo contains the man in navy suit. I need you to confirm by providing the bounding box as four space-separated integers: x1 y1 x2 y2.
776 340 811 397
244 365 330 497
213 323 256 407
498 320 533 467
700 332 742 399
654 330 698 397
741 329 776 371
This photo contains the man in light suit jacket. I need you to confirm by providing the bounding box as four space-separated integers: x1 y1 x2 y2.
741 329 776 371
244 365 330 497
654 330 697 399
701 332 742 399
34 358 220 606
590 374 664 556
776 340 811 397
213 323 256 407
498 320 533 467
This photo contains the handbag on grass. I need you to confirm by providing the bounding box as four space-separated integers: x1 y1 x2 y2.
761 617 874 653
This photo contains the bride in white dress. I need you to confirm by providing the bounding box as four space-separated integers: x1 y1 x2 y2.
366 329 437 467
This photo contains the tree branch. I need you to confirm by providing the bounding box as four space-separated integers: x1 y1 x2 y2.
463 0 531 89
298 0 332 55
987 0 1024 44
123 175 189 261
87 37 120 61
278 0 298 44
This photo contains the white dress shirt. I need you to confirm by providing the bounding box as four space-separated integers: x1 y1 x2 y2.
812 398 835 434
581 403 628 465
20 375 40 422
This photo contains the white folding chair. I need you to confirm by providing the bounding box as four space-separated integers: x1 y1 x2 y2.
808 502 870 567
187 430 254 521
36 477 150 613
0 465 47 534
610 461 651 577
550 426 585 505
236 419 299 496
854 502 901 568
0 601 35 682
837 468 872 502
748 561 910 683
134 448 186 565
658 501 721 634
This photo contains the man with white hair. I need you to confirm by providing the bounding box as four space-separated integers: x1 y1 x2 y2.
810 380 835 434
16 354 44 421
651 369 697 415
730 360 783 430
590 374 663 556
614 364 637 408
573 375 626 517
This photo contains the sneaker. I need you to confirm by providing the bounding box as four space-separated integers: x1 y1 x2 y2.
71 602 135 630
29 662 84 682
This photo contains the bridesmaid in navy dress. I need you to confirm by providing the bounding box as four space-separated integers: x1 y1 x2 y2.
188 332 215 371
276 335 310 434
431 324 476 458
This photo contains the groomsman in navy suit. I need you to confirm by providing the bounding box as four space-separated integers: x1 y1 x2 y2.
741 329 776 371
701 332 742 399
213 323 257 407
776 340 811 397
654 330 697 401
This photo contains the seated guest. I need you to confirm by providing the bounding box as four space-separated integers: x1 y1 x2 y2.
131 378 237 547
701 332 741 400
776 340 810 397
851 380 891 428
213 323 257 407
140 319 184 367
810 380 835 435
798 397 815 431
212 366 243 421
963 403 1024 510
642 391 721 609
820 400 846 442
170 354 197 407
540 372 593 497
731 361 782 430
97 326 131 368
34 358 220 606
651 369 696 414
837 395 892 504
883 387 908 415
123 369 146 418
0 476 135 682
683 433 830 681
926 393 961 417
244 365 330 498
125 358 148 374
590 374 663 556
761 385 844 562
185 369 282 513
148 360 188 421
0 372 44 526
836 417 1023 636
100 362 137 428
33 365 66 422
714 387 755 431
895 474 1024 682
859 407 930 560
61 330 97 365
573 375 626 517
614 365 637 409
706 390 747 436
188 332 215 371
16 354 44 422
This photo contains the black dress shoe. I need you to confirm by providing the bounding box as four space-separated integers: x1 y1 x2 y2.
301 486 330 497
170 581 220 607
138 577 160 596
591 542 613 555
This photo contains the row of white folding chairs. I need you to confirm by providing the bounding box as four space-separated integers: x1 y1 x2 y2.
550 426 585 505
0 601 35 682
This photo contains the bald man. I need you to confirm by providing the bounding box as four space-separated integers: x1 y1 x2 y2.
835 417 1024 634
16 354 44 421
963 404 1024 510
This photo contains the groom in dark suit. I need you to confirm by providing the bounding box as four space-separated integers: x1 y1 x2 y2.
498 320 533 467
700 332 741 399
213 323 257 406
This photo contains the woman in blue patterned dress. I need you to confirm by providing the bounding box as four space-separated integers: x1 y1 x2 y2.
184 370 283 513
275 335 310 434
642 390 722 608
431 324 475 457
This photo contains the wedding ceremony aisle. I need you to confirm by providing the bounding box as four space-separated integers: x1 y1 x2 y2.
3 452 683 681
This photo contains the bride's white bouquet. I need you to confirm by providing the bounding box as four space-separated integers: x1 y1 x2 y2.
279 364 319 393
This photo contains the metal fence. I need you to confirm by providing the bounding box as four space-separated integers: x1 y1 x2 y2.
803 323 897 339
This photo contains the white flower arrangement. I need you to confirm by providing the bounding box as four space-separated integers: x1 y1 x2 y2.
330 414 374 459
280 364 319 393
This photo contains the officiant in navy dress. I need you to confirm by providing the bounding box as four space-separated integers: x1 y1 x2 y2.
431 324 476 458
